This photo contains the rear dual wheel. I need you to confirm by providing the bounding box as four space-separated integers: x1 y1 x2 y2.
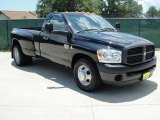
13 45 32 66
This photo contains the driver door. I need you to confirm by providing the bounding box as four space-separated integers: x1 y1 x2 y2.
40 14 70 66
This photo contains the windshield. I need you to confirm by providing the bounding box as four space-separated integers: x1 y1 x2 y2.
65 13 115 33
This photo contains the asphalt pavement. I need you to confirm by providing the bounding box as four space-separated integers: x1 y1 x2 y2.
0 51 160 120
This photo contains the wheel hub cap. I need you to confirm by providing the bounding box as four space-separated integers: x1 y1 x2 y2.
78 65 92 86
78 71 86 81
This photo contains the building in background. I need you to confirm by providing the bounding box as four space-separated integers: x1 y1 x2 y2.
0 10 37 20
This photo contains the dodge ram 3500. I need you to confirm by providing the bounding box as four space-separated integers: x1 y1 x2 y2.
11 12 156 91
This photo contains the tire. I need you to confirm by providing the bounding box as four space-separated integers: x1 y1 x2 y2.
13 45 32 66
73 59 102 92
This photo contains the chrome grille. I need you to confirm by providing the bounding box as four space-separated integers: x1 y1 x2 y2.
126 45 155 65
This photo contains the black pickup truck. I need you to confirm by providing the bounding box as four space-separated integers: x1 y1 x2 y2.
11 12 156 91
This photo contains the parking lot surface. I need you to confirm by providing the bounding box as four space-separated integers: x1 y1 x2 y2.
0 51 160 120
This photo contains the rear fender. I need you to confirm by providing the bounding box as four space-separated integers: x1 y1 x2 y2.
11 30 36 57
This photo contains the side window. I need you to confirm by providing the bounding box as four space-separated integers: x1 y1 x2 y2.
50 15 66 31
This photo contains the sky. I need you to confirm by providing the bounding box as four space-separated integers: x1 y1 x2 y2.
137 0 160 12
0 0 38 11
0 0 160 13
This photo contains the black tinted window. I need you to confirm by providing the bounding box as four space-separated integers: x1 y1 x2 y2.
50 15 66 31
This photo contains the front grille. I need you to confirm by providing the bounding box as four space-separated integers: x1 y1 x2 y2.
146 45 154 52
127 55 143 64
127 47 143 55
146 52 154 60
126 45 155 65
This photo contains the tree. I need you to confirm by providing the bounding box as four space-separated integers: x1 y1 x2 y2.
158 9 160 17
36 0 53 17
80 0 102 14
120 0 142 17
36 0 101 17
146 6 159 18
36 0 143 18
101 0 120 17
101 0 142 18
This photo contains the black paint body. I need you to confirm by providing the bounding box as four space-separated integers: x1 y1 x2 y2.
11 12 156 85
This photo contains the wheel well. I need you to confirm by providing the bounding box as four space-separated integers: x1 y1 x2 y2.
71 53 96 69
12 39 20 47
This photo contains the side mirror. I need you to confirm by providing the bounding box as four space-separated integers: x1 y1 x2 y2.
45 23 53 33
115 22 121 31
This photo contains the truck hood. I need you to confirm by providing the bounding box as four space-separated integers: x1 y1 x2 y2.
77 32 153 48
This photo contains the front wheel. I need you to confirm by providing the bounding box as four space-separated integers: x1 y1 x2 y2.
73 59 102 92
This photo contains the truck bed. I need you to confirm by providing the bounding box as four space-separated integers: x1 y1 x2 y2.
11 27 42 57
22 27 42 31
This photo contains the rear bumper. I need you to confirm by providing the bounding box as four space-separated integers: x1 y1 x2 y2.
97 57 156 86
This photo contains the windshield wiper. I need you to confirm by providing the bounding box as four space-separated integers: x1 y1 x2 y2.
77 29 99 33
77 28 115 33
99 28 115 31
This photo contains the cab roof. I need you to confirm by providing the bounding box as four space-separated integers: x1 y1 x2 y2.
52 11 95 15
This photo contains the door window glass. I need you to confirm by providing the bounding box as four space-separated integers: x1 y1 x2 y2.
50 15 66 31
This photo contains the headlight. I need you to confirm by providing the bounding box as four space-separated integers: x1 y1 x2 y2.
97 46 122 63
